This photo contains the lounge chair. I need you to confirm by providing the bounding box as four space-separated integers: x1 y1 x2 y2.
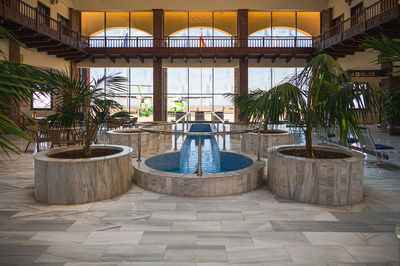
358 126 400 162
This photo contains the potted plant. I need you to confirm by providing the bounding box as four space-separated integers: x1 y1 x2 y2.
34 71 133 204
386 90 400 135
363 34 400 135
263 54 386 205
0 26 53 157
227 86 294 158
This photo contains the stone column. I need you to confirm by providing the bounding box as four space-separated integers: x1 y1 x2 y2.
153 9 165 121
236 9 248 122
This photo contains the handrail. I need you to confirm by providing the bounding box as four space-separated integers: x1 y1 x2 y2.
136 122 261 175
211 112 224 124
175 112 191 124
317 0 398 44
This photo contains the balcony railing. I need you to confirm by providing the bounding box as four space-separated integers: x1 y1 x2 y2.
1 0 399 57
317 0 399 48
88 36 314 48
1 0 88 49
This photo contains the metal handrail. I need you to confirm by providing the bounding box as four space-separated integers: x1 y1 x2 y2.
137 122 261 176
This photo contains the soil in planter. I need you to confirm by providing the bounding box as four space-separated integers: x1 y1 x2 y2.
280 148 351 159
48 148 121 159
260 130 286 134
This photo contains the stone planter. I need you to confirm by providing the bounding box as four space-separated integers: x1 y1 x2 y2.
107 124 172 156
34 145 133 205
241 130 293 158
268 145 365 206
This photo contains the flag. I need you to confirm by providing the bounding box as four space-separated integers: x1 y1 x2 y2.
200 29 206 48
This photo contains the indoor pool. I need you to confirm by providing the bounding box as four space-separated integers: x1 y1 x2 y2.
145 124 253 174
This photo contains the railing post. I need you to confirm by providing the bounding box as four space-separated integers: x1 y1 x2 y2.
257 130 261 162
223 124 226 151
59 21 62 40
137 131 142 162
35 6 38 30
174 123 178 151
197 136 202 176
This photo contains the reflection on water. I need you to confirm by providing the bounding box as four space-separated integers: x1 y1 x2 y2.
177 124 221 174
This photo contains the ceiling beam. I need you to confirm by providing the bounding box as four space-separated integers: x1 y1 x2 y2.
121 55 130 63
107 55 116 63
271 54 280 63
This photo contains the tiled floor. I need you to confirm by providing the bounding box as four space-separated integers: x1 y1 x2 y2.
0 124 399 265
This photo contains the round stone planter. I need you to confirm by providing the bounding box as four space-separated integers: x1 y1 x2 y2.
268 145 365 206
241 130 293 158
107 124 172 157
34 145 133 205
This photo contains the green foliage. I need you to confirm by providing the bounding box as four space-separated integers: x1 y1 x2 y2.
386 90 400 124
229 54 386 158
363 34 400 73
46 70 127 156
0 60 53 156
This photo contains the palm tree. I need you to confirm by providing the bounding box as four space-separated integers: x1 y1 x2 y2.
231 54 386 158
0 26 53 156
47 70 126 157
363 34 400 73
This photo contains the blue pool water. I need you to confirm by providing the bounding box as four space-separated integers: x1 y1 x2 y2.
145 124 253 174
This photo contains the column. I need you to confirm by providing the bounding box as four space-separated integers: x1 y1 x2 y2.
6 42 22 126
153 9 165 121
236 9 248 122
320 8 333 39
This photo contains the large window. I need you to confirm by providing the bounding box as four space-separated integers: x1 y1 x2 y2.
167 68 234 122
90 68 154 122
249 68 304 92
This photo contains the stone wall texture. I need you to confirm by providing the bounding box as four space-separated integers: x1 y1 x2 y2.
268 145 365 206
34 145 133 205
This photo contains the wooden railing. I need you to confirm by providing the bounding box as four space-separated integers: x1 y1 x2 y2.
317 0 399 49
88 36 314 48
1 0 399 56
0 0 87 49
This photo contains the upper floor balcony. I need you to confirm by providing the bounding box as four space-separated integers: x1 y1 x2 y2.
0 0 399 61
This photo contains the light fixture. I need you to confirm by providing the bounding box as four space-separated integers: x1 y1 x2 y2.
345 0 353 6
50 0 58 4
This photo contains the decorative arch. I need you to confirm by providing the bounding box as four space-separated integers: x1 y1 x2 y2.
91 27 153 37
249 27 311 37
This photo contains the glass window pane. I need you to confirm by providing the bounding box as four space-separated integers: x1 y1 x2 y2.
165 12 188 36
249 68 272 91
32 93 51 109
131 12 153 35
297 12 320 36
214 12 237 36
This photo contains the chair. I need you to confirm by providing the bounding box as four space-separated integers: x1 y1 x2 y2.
24 125 50 153
358 126 400 162
323 127 358 148
49 129 76 149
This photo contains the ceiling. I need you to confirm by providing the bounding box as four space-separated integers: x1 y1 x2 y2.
69 0 330 12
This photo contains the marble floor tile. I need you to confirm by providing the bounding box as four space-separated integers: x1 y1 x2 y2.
285 245 356 264
303 232 366 246
226 246 291 263
103 245 166 261
84 231 143 245
140 231 196 245
164 245 227 262
197 232 253 245
151 211 197 221
172 220 221 231
120 220 172 231
220 220 274 232
27 231 90 245
343 246 400 262
35 244 107 262
356 232 400 246
251 232 311 246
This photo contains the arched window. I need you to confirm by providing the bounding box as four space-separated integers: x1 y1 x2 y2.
249 27 312 47
168 27 233 47
90 28 153 47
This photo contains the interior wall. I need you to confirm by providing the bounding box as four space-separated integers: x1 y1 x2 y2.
23 0 71 21
337 49 380 71
328 0 380 20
